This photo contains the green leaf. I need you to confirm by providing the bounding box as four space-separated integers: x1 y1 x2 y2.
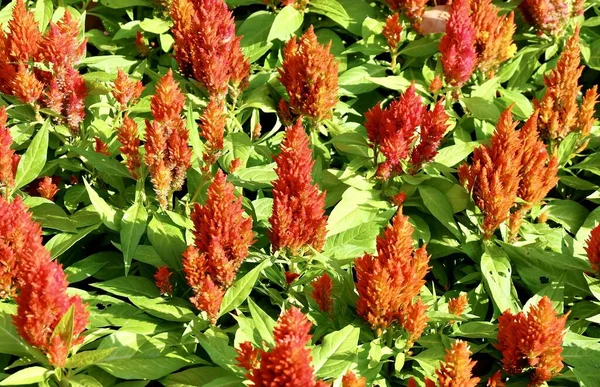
34 0 53 32
434 141 479 168
128 296 195 322
50 305 75 359
557 132 580 166
399 35 439 57
160 367 235 387
462 97 501 122
147 214 187 270
196 328 239 371
64 254 108 283
68 146 132 179
45 223 101 259
120 197 148 275
451 321 497 339
480 245 519 314
100 0 153 8
13 120 49 190
84 180 122 232
219 259 272 317
26 202 77 233
309 0 351 31
139 18 171 34
544 200 589 234
65 348 116 369
419 185 461 239
247 298 276 346
0 305 47 363
0 367 48 386
230 164 277 190
312 325 360 378
267 6 303 42
92 276 160 298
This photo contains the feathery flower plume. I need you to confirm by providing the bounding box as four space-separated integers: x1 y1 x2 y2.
585 224 600 274
457 106 522 239
342 371 367 387
410 100 449 172
170 0 249 97
94 137 110 156
36 177 59 201
236 307 328 387
113 69 144 109
385 0 428 33
278 26 339 124
154 266 173 295
0 107 18 190
135 31 150 57
268 119 327 254
400 298 429 347
435 340 480 387
355 207 430 334
487 371 505 387
144 70 192 208
383 13 403 57
448 293 469 316
496 296 568 386
117 115 141 179
470 0 516 78
429 75 443 93
311 273 333 313
200 97 227 166
439 0 477 86
285 271 300 285
11 66 43 104
183 170 254 321
519 0 569 35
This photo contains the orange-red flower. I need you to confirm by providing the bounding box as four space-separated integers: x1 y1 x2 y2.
236 307 327 387
386 0 428 33
11 66 43 104
496 296 568 386
487 371 505 387
355 207 430 334
311 273 333 313
429 75 443 93
154 265 173 295
135 31 150 57
0 107 18 190
435 340 480 387
585 224 600 274
268 119 327 254
400 298 429 347
113 69 144 109
117 115 141 179
383 13 403 53
170 0 249 97
440 0 477 86
448 293 469 316
278 0 310 9
183 170 254 321
36 176 59 201
519 0 569 35
342 371 366 387
278 26 339 124
200 97 227 166
94 137 110 156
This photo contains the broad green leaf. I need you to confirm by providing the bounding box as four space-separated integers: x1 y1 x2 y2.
419 185 461 239
100 0 153 8
434 142 479 167
13 120 49 190
65 348 115 369
480 245 519 314
92 276 160 298
147 214 187 270
247 298 276 346
219 259 272 317
399 35 439 57
309 0 351 31
160 367 235 387
69 146 131 179
120 197 148 275
0 367 48 386
139 18 171 34
34 0 52 31
450 321 497 339
312 325 360 378
64 254 108 283
129 296 195 322
196 328 239 371
544 200 589 234
45 223 101 259
0 305 47 363
84 180 122 232
230 164 277 190
462 97 501 122
26 202 77 233
267 6 303 42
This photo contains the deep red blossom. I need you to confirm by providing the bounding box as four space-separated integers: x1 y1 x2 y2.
383 14 403 52
311 273 333 313
386 0 428 33
448 293 469 316
170 0 249 97
410 100 449 172
285 271 300 285
268 119 327 254
183 170 254 321
200 97 227 166
342 371 366 387
0 107 18 190
585 224 600 274
440 0 477 86
487 371 505 387
519 0 569 35
496 296 568 386
135 31 150 57
435 340 480 387
278 26 339 123
355 207 430 335
94 137 110 156
117 115 141 179
37 177 59 201
113 69 144 108
154 266 173 295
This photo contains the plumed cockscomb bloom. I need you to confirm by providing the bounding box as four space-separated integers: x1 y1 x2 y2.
0 107 18 190
37 176 59 201
236 307 327 387
170 0 249 97
470 0 516 78
365 85 449 178
113 69 144 109
458 106 523 239
342 371 367 387
44 66 87 132
94 137 110 156
39 11 85 69
11 66 43 105
117 115 141 179
311 272 333 313
135 31 150 57
154 265 173 296
400 297 429 347
435 340 480 387
285 271 300 285
496 296 568 386
439 0 477 86
585 224 600 274
519 0 569 35
487 371 505 387
383 13 403 53
144 71 192 208
386 0 428 33
268 119 327 254
355 207 430 335
448 293 469 316
278 26 339 124
183 170 254 321
200 97 227 166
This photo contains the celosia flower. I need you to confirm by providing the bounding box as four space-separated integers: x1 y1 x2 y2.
386 0 428 33
200 97 227 166
94 137 110 156
448 293 469 316
577 85 599 141
400 298 429 347
135 31 150 57
435 340 480 387
44 63 87 133
519 0 569 35
285 271 300 285
268 119 327 254
429 75 443 93
278 26 339 124
117 115 141 179
458 107 523 239
236 307 328 387
311 273 333 313
11 66 43 104
496 296 568 386
585 224 600 274
183 170 254 321
113 69 144 108
342 371 366 387
0 107 18 190
144 70 192 208
37 176 59 201
355 207 430 334
154 265 173 295
470 0 516 78
277 99 295 127
170 0 249 97
410 100 449 172
383 13 403 53
487 371 505 387
439 0 476 86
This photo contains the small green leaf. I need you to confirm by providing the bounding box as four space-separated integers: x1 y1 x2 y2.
419 185 461 239
13 120 49 191
480 245 519 314
267 6 303 42
219 259 272 317
120 197 148 275
84 180 122 232
147 214 187 270
0 366 48 386
312 325 360 378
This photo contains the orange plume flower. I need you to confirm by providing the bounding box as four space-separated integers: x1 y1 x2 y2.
113 69 144 109
311 272 333 313
487 371 505 387
154 265 173 296
11 66 43 104
200 97 227 166
117 115 141 179
94 137 110 156
448 293 469 316
440 0 477 87
519 0 569 35
0 107 18 190
386 0 428 33
435 340 480 387
342 371 367 387
496 296 568 386
383 13 403 53
36 176 60 201
585 224 600 274
400 297 429 347
268 119 327 254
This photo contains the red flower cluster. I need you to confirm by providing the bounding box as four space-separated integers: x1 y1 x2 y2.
170 0 249 98
365 85 449 178
487 371 505 387
236 307 328 387
154 266 173 296
117 116 142 179
311 272 333 313
496 296 568 386
535 30 599 146
585 224 600 274
268 119 327 254
383 13 403 54
94 137 110 156
0 197 87 366
342 371 367 387
200 98 227 166
144 70 192 209
37 176 60 201
435 340 480 387
0 107 19 191
385 0 428 33
354 207 430 336
448 293 468 316
519 0 569 35
440 0 477 86
278 26 339 124
183 170 254 322
113 69 144 109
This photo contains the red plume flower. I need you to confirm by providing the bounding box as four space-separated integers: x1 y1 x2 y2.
278 26 339 124
268 119 327 254
236 307 327 387
440 0 477 87
487 371 505 387
113 69 144 109
383 13 403 53
200 97 227 166
154 265 173 296
94 137 110 156
170 0 249 97
585 224 600 274
355 207 430 334
117 115 141 179
36 176 59 201
311 273 333 313
385 0 428 33
0 108 18 190
342 371 367 387
410 100 449 172
496 296 568 386
519 0 569 35
435 340 480 387
448 293 469 316
183 170 254 321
